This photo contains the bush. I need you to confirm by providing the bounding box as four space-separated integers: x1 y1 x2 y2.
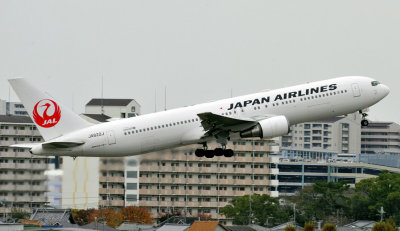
303 222 315 231
372 222 386 231
322 223 337 231
285 225 297 231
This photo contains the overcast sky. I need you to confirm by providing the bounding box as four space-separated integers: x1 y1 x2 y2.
1 1 399 123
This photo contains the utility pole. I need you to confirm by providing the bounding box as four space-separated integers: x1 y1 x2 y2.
379 206 385 222
293 203 296 225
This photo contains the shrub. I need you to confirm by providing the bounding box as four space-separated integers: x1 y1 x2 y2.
322 223 337 231
303 222 315 231
285 225 297 231
372 222 386 231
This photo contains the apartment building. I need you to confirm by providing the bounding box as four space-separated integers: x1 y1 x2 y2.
0 115 47 216
361 121 400 154
0 99 28 116
138 140 280 222
85 98 141 118
279 113 361 154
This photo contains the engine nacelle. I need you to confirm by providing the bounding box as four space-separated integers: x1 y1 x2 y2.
240 115 290 138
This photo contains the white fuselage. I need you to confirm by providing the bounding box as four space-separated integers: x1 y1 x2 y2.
31 76 389 157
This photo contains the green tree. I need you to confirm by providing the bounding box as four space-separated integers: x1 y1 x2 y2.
292 181 351 224
220 194 288 226
10 208 30 220
352 171 400 222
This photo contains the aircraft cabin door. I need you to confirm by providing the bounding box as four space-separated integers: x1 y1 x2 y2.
351 83 361 97
106 130 116 145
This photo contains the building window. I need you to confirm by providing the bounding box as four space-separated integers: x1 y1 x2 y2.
126 183 137 190
127 171 137 178
126 194 137 201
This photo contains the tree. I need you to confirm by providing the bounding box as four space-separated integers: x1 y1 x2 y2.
352 171 400 222
71 209 95 226
220 194 288 226
291 181 351 224
122 206 153 224
10 208 30 220
88 208 124 228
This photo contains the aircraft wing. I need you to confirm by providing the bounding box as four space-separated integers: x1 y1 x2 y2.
197 112 258 138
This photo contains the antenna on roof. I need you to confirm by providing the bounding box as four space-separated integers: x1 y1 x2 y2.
101 75 104 114
164 86 167 111
154 88 157 112
7 85 10 115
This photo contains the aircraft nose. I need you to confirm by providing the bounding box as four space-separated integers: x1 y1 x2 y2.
381 84 390 97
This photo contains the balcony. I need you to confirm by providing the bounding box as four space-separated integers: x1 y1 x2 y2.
234 168 251 174
187 190 200 196
253 179 269 186
139 200 159 207
218 179 234 185
270 168 279 175
234 191 250 196
172 189 187 195
140 177 159 184
140 165 159 172
234 179 253 185
173 178 187 184
198 190 217 196
270 180 279 186
219 191 234 196
0 163 15 169
99 188 125 195
99 176 125 183
159 178 173 184
99 164 124 171
199 179 212 184
15 196 32 202
1 174 15 180
32 185 47 191
15 185 32 191
234 156 253 163
187 201 200 207
99 200 124 207
139 188 159 195
253 168 268 174
172 201 185 207
159 189 173 195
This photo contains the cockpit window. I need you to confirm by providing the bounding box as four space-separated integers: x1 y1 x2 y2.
371 81 380 86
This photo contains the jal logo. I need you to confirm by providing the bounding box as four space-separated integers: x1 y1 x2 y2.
33 99 61 128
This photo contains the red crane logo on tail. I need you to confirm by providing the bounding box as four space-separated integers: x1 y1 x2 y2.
33 99 61 128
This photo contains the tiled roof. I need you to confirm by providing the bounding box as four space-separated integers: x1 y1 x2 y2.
0 115 33 124
82 113 112 122
189 221 228 231
86 98 134 106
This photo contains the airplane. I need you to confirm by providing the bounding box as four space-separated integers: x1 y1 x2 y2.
8 76 389 158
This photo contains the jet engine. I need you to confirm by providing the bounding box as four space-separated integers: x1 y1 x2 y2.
240 115 290 138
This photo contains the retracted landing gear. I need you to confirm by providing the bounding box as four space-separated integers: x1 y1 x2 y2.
359 110 369 127
194 143 234 158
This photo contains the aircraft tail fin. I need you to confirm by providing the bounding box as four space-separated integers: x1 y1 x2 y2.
8 78 92 141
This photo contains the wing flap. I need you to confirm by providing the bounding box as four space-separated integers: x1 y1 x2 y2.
197 112 258 138
42 141 85 149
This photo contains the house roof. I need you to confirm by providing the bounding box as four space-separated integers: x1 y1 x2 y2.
86 98 136 107
188 221 228 231
0 115 33 124
82 114 112 123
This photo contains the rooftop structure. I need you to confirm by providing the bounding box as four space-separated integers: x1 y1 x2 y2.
0 99 28 116
361 121 400 154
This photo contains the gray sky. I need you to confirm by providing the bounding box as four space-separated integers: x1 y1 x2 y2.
1 1 399 123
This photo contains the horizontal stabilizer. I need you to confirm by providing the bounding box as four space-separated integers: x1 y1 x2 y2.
42 141 85 148
9 143 40 149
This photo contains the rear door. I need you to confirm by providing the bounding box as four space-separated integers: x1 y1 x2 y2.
351 83 361 97
106 130 116 145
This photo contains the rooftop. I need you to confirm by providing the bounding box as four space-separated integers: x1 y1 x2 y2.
82 113 112 123
0 115 33 124
86 98 137 107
